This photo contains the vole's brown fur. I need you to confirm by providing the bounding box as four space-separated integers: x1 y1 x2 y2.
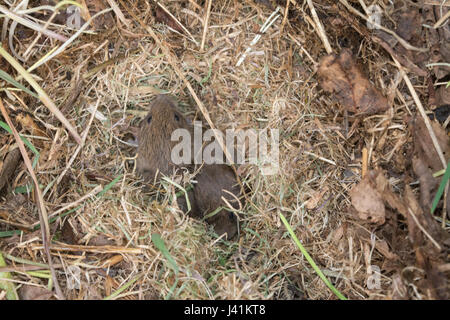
136 94 193 181
194 164 240 238
136 94 240 239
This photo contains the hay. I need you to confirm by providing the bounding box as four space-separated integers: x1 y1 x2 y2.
0 0 448 300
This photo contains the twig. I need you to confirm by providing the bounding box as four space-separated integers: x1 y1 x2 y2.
31 243 142 254
392 57 447 169
280 0 291 35
0 4 68 42
236 6 281 67
433 9 450 28
56 98 100 184
0 98 65 300
306 0 332 54
304 151 337 166
408 208 442 251
362 147 368 178
156 2 199 47
25 8 113 74
23 9 59 60
200 0 212 51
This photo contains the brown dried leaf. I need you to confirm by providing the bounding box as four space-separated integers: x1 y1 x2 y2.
412 156 437 211
155 6 183 33
104 275 114 297
404 185 449 249
101 254 123 268
61 220 78 245
85 0 114 29
19 285 53 300
0 147 21 193
413 117 450 172
15 113 46 138
317 49 389 115
305 186 329 210
350 175 386 224
395 9 422 42
375 239 398 260
435 85 450 107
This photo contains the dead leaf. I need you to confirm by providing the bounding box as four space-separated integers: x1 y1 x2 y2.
101 254 123 268
375 239 398 260
104 275 114 297
305 186 329 210
317 49 389 115
404 185 449 250
155 5 183 33
395 9 421 42
19 285 53 300
0 147 21 193
61 220 78 245
413 117 450 172
350 174 386 224
16 113 46 138
85 0 115 29
435 85 450 107
412 156 437 211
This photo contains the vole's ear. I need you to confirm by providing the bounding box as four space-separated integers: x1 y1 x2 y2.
138 111 152 127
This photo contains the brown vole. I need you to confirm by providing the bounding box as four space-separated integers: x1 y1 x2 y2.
136 94 241 239
194 164 240 238
136 94 193 181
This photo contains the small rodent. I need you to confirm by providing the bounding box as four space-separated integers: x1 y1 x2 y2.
136 94 241 239
194 164 240 238
136 94 193 181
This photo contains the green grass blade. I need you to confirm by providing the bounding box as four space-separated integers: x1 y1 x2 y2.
0 230 22 238
151 233 179 276
162 177 191 213
0 251 19 300
200 59 212 85
97 174 123 198
0 70 38 98
0 121 39 156
431 162 450 214
280 213 347 300
103 274 141 300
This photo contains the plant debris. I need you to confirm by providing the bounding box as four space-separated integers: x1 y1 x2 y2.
317 49 389 115
0 0 449 300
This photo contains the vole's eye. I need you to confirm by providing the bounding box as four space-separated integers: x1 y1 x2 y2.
174 113 180 122
147 115 152 124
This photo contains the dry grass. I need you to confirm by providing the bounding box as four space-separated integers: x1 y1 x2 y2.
0 0 447 300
